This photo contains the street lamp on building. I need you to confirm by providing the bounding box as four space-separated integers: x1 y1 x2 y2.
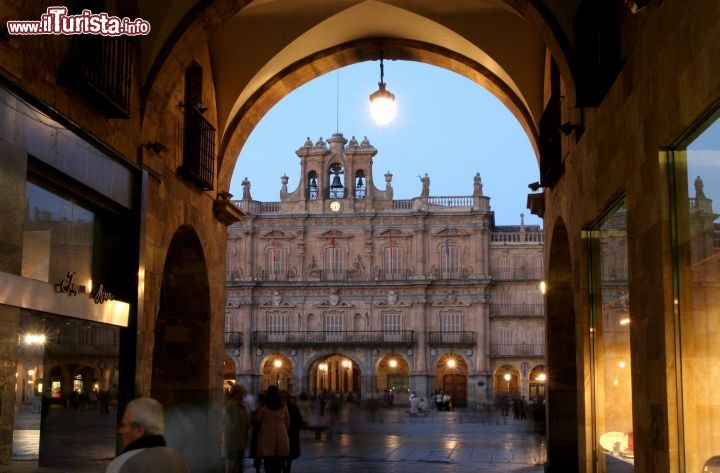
504 372 511 393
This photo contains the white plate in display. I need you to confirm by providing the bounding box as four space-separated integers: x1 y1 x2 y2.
599 431 626 452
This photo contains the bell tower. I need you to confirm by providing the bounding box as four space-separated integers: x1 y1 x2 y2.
287 133 392 213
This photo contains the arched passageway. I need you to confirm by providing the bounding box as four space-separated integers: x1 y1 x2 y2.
544 219 578 471
152 225 211 406
434 353 469 408
309 354 361 401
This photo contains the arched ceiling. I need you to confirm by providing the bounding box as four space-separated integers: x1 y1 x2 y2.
136 0 580 186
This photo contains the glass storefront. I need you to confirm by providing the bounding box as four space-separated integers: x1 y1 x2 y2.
23 181 94 288
672 114 720 472
588 200 634 471
14 181 121 464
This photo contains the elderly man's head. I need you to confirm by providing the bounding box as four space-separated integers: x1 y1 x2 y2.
118 397 165 449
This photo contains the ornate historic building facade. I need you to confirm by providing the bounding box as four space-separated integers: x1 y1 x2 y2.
1 1 719 471
225 133 545 408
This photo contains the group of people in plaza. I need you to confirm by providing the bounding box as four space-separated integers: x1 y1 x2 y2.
224 383 304 473
433 391 453 412
104 388 543 473
105 385 303 473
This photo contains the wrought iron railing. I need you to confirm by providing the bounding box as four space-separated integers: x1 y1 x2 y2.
182 107 215 189
490 267 544 280
428 331 476 347
63 35 133 117
489 343 545 357
225 331 243 347
252 330 415 348
45 342 119 356
489 303 544 317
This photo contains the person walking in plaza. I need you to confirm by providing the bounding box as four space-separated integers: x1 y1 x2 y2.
280 390 303 473
249 392 266 473
106 397 192 473
255 385 290 473
224 384 252 473
409 393 419 416
443 392 452 412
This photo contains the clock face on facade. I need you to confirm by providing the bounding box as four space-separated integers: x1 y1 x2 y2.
329 200 342 213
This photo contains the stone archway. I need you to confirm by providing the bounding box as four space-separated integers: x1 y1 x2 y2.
494 364 521 400
222 354 237 393
149 225 217 470
544 218 579 472
260 353 295 393
308 354 361 400
435 353 469 408
151 225 211 406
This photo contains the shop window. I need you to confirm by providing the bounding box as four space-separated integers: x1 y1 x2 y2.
23 182 94 288
672 114 720 472
588 200 634 470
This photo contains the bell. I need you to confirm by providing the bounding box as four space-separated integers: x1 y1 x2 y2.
330 174 343 189
309 177 318 189
356 176 364 187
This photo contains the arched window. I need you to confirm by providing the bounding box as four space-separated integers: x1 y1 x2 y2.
307 171 318 199
328 163 344 198
355 170 366 198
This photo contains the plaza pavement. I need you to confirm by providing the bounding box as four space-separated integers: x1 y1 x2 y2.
7 402 546 473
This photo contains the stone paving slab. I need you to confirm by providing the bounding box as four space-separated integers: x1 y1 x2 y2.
6 405 546 473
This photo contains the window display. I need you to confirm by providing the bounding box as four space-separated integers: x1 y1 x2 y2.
673 114 720 472
589 201 634 470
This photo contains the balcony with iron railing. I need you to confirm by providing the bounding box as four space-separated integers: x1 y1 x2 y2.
489 303 544 317
225 331 243 347
180 107 215 190
252 330 415 348
61 35 132 117
46 342 119 356
428 331 476 347
489 343 545 357
490 267 544 280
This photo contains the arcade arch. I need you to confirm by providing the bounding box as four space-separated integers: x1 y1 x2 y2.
260 353 295 393
434 353 469 408
151 226 211 407
308 354 361 400
494 364 521 399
